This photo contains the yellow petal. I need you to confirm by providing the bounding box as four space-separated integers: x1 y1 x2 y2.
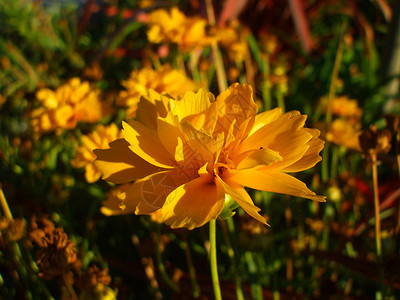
236 148 283 169
283 128 324 172
216 83 258 136
84 164 101 183
157 114 183 158
259 129 312 171
180 121 217 162
172 89 214 121
217 177 269 225
160 174 225 229
94 139 160 184
249 107 282 135
100 184 131 216
135 171 180 214
238 112 308 154
230 169 326 202
123 120 173 169
136 90 169 129
118 170 179 215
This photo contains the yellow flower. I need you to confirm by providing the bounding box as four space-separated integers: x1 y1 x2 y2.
322 95 362 120
147 7 213 52
116 65 196 119
214 21 248 62
94 83 325 229
31 78 105 132
326 118 362 151
71 124 123 183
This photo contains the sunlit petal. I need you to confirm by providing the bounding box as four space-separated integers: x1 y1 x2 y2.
116 170 179 215
94 139 160 184
231 169 326 202
235 148 283 169
160 175 225 229
123 120 173 169
283 128 325 172
217 177 269 225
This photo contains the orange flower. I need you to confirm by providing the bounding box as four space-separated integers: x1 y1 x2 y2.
71 124 123 183
94 83 325 229
147 7 213 52
322 95 362 120
326 118 362 151
214 21 248 62
31 78 105 132
116 65 196 119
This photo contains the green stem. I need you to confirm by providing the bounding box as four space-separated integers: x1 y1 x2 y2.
189 50 202 83
326 19 346 126
183 237 200 298
262 54 272 111
209 219 222 300
371 153 385 298
155 228 180 293
276 91 286 113
245 251 263 300
321 144 330 183
221 219 245 300
330 146 339 179
205 0 227 93
0 184 13 220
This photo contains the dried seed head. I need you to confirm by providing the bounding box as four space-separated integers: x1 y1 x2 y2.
29 216 55 247
359 126 392 156
36 228 77 279
385 114 400 133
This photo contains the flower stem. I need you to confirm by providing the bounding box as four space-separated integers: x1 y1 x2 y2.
245 251 263 300
205 0 227 93
371 152 385 298
183 237 200 298
222 218 245 300
0 184 13 220
209 219 222 300
155 228 180 293
326 19 346 126
262 54 272 111
63 272 78 300
396 131 400 178
371 153 382 257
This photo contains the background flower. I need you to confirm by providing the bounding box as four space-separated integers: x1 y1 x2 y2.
116 64 196 119
71 123 123 183
147 7 214 52
31 78 106 133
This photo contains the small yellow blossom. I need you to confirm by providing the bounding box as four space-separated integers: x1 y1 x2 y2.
95 83 325 229
326 118 362 151
116 64 196 119
147 7 213 52
31 78 106 133
71 124 123 183
100 184 131 216
214 21 248 62
322 95 362 120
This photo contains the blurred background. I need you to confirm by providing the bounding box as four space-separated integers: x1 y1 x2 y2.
1 0 400 299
